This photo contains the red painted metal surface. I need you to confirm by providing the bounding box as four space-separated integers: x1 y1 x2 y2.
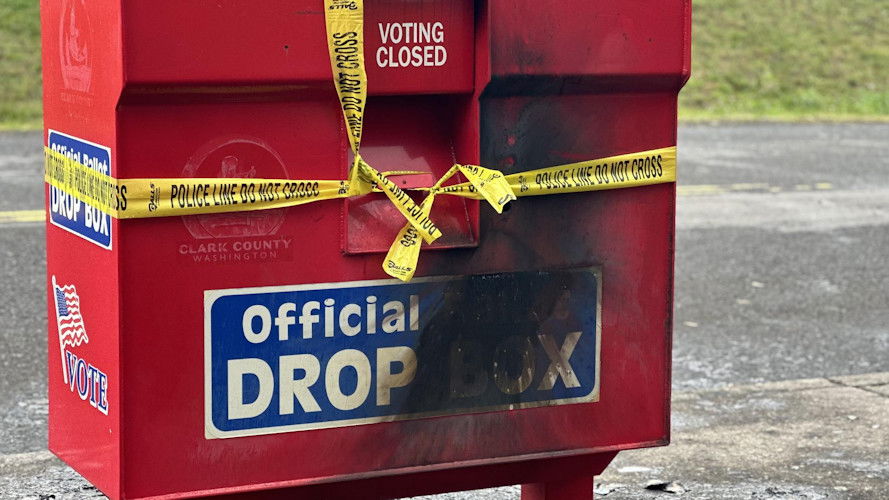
42 0 691 498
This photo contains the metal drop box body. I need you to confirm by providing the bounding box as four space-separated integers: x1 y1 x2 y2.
41 0 690 498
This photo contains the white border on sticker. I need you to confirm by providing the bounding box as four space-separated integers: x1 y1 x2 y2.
46 129 113 251
203 270 602 439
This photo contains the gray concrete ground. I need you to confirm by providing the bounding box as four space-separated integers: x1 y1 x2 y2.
417 373 889 500
1 124 888 498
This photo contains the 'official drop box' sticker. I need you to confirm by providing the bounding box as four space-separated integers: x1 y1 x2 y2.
205 269 601 438
47 130 112 249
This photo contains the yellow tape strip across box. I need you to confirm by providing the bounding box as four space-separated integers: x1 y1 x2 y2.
44 145 676 279
45 147 353 219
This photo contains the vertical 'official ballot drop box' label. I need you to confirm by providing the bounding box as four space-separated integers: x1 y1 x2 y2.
205 269 601 438
46 130 112 250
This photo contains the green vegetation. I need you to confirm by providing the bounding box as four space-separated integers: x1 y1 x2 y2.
0 0 886 128
0 0 42 129
681 0 889 121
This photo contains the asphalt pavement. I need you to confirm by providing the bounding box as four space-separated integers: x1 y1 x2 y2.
1 124 888 499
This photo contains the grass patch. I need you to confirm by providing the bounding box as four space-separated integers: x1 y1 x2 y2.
681 0 889 120
0 0 42 129
0 0 886 127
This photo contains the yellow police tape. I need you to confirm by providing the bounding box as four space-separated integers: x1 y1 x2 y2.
324 0 450 244
383 147 676 281
439 148 676 200
44 145 675 270
42 0 677 282
324 0 366 156
45 147 351 219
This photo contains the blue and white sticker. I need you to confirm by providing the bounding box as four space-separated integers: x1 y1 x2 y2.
52 275 109 414
205 269 601 439
47 130 112 249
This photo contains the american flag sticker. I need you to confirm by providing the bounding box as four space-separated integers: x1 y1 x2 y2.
53 276 89 378
52 276 108 414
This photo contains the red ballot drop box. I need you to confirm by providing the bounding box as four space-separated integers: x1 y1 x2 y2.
41 0 690 498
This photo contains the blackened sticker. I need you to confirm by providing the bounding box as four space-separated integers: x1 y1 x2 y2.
204 269 600 438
